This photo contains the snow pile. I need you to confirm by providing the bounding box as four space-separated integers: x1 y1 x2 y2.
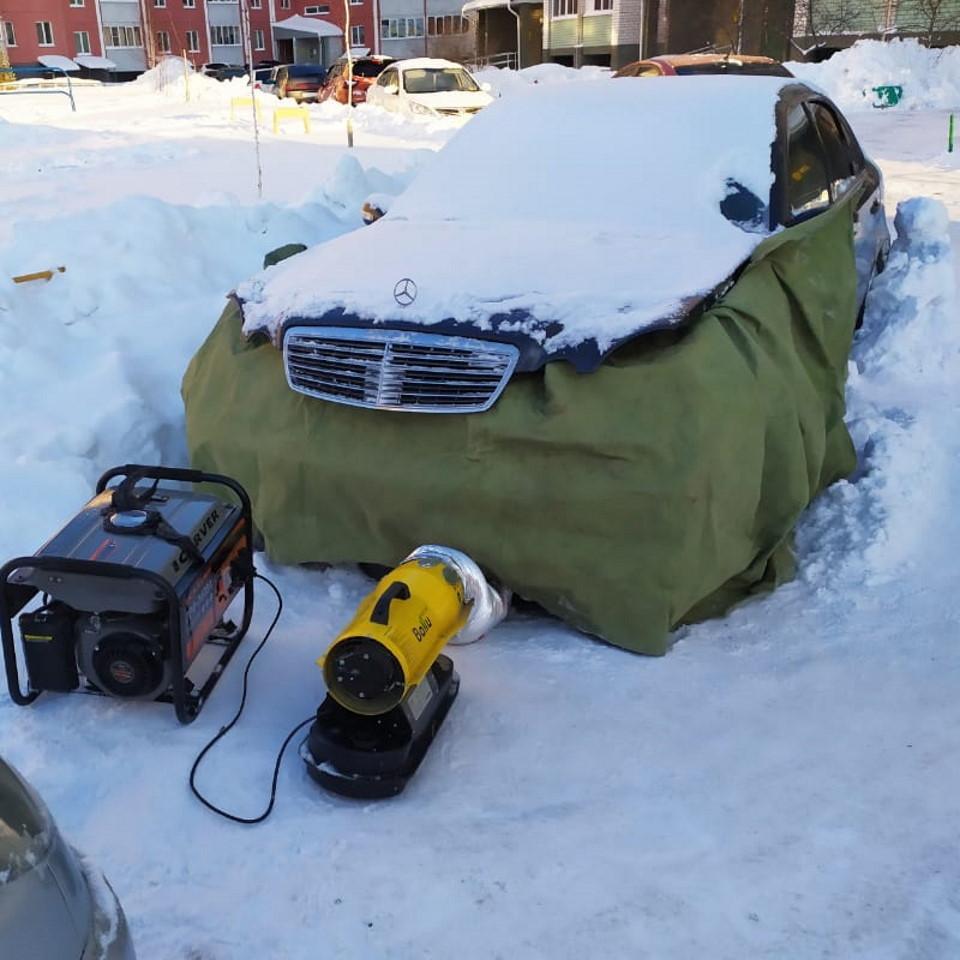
0 194 353 558
473 62 611 98
798 197 957 584
790 39 960 111
240 77 784 353
311 98 470 137
134 56 247 104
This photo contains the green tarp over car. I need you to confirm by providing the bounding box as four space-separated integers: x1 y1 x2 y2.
182 197 858 655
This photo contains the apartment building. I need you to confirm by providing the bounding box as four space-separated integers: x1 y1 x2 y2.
793 0 960 53
0 0 376 74
378 0 475 62
539 0 795 69
0 0 104 67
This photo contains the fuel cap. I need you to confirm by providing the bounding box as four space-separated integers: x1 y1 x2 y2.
108 510 150 530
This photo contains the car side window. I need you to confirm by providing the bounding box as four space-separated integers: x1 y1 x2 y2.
809 102 861 200
785 104 830 219
378 69 397 91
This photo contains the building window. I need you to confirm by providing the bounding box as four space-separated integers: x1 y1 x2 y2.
74 30 91 54
254 28 265 49
103 25 143 48
3 21 16 47
350 24 365 44
593 0 612 9
186 29 200 51
155 0 166 7
350 0 363 5
156 30 171 53
210 25 242 46
380 17 424 38
281 0 291 8
184 0 196 6
69 0 85 7
427 14 469 34
552 0 577 15
36 21 55 46
251 0 262 7
304 4 330 13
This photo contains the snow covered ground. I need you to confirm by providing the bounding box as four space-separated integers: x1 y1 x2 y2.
2 54 960 959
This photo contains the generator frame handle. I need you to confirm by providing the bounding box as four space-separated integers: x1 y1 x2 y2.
1 466 256 725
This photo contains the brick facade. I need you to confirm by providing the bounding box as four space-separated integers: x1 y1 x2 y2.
0 0 377 72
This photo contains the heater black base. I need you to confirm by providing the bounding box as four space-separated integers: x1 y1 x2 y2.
302 655 459 800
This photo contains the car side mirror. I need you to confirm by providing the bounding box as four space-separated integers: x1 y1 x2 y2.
480 82 492 93
720 179 768 233
387 85 399 95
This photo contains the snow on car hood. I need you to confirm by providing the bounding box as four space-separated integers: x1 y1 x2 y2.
239 77 788 364
407 90 493 111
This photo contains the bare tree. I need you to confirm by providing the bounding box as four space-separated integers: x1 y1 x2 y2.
912 0 960 45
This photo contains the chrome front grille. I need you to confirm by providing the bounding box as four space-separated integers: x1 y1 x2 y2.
283 326 520 414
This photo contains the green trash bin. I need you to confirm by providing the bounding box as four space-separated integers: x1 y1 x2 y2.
872 84 903 108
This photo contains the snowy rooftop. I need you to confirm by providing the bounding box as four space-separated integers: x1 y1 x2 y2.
239 77 790 354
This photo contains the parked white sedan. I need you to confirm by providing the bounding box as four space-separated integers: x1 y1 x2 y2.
365 58 493 119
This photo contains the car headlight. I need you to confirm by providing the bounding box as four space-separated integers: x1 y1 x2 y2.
408 100 436 118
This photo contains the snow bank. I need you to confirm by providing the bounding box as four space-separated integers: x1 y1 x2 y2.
133 56 247 104
0 193 355 558
133 56 196 89
790 39 960 111
797 197 957 584
473 62 611 98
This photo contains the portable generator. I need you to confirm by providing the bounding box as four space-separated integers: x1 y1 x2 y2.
0 465 254 724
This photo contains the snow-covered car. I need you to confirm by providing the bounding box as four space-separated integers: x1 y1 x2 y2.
184 77 890 656
0 756 136 959
364 58 493 118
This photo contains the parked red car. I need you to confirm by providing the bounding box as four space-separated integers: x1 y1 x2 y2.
318 55 396 105
615 54 792 78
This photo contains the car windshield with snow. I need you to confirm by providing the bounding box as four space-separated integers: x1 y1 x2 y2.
185 76 890 656
403 67 480 93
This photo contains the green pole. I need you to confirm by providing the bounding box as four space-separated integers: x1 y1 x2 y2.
950 114 955 154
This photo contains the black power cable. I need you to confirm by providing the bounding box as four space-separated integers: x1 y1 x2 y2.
189 573 315 824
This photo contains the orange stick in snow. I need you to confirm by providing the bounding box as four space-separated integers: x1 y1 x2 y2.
12 266 66 284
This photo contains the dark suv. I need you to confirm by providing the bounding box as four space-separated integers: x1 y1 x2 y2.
276 64 327 102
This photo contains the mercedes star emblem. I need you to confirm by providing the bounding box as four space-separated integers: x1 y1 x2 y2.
393 278 418 307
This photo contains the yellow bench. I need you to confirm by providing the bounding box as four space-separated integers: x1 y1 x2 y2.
273 106 311 135
229 96 263 121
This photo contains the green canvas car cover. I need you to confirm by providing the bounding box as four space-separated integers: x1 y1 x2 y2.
182 197 858 655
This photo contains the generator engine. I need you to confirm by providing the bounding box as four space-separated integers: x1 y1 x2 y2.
0 465 255 724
